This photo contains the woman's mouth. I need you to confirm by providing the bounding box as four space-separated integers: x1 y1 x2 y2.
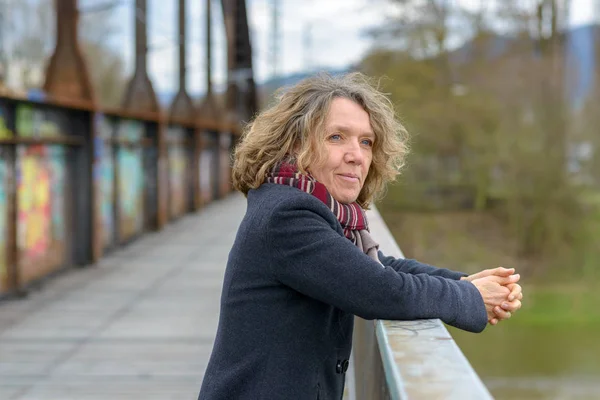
337 174 359 183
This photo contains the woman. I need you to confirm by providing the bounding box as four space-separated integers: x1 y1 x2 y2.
198 73 522 400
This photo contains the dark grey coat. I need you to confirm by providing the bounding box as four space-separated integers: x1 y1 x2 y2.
198 183 487 400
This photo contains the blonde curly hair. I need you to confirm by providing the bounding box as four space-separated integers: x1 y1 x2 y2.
232 72 409 208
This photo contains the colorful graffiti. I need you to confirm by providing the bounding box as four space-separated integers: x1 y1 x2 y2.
13 104 69 283
116 120 144 241
16 105 65 137
0 103 12 290
0 103 12 139
0 151 9 291
167 127 188 218
17 144 67 277
96 115 115 249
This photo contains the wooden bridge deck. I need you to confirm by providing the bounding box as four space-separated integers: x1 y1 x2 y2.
0 194 246 400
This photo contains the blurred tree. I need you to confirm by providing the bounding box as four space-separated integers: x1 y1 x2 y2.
363 0 503 210
365 0 593 276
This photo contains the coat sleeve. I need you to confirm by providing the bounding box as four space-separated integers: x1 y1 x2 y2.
266 199 488 333
377 251 467 280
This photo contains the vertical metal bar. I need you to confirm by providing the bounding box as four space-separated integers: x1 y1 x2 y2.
7 141 21 295
169 0 194 121
198 0 219 116
122 0 159 113
90 113 101 262
179 0 186 92
43 0 95 105
221 0 257 122
206 0 213 96
192 130 201 210
223 0 237 121
156 120 167 229
113 120 121 243
135 0 147 73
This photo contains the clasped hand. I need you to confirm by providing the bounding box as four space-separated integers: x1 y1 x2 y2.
461 267 523 325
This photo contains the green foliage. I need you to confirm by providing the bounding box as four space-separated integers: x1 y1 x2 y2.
363 0 593 276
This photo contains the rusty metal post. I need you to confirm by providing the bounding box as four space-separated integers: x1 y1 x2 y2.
122 0 165 229
169 0 194 121
206 0 213 100
221 0 257 123
222 0 239 122
90 114 102 264
7 148 21 296
122 0 159 113
43 0 96 106
198 0 222 120
196 0 223 206
218 0 257 197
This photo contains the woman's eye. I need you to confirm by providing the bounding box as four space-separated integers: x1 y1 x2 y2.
361 139 373 147
329 134 341 141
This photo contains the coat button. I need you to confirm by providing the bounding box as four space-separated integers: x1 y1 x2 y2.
336 359 349 374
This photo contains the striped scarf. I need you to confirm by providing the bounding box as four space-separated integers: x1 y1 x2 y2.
266 160 379 261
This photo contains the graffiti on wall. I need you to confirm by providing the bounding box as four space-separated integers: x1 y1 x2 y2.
0 102 12 290
17 145 66 267
0 103 12 139
116 120 144 241
167 127 188 217
13 104 69 283
16 105 66 137
96 115 115 249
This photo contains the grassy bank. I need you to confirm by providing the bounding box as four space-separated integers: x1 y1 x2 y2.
377 203 600 283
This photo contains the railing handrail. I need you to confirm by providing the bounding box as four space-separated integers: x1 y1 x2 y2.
352 206 493 399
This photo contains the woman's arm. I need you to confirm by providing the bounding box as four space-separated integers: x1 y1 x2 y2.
377 251 467 280
266 198 488 333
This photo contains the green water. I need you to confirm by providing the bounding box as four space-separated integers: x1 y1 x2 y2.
449 285 600 399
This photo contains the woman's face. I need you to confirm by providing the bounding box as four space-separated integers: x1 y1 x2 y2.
309 97 374 204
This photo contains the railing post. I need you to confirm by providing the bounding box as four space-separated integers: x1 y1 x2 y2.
221 0 257 123
121 0 166 230
169 0 194 122
43 0 96 107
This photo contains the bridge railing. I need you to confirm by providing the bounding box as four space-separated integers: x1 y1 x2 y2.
349 207 493 399
0 94 237 298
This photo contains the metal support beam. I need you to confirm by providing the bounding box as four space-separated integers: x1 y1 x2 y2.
221 0 257 123
170 0 194 121
122 0 159 113
206 0 213 98
43 0 96 105
198 0 222 120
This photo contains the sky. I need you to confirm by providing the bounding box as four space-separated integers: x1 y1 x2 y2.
102 0 597 96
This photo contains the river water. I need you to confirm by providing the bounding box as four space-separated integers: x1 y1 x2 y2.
450 316 600 399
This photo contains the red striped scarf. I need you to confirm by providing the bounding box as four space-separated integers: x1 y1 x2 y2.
266 160 369 245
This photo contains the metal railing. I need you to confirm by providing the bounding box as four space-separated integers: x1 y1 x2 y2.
349 207 493 399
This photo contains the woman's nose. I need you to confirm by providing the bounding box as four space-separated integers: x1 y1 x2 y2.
343 140 364 165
